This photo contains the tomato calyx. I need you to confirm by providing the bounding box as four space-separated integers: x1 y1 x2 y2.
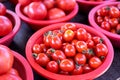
32 53 38 58
44 31 53 36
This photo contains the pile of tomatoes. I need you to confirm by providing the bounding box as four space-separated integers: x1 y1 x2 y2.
96 4 120 34
20 0 76 20
32 23 108 75
0 45 22 80
0 3 13 37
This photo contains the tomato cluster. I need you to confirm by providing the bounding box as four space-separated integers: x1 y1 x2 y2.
0 45 22 80
96 4 120 34
21 0 76 20
32 23 108 75
0 3 13 37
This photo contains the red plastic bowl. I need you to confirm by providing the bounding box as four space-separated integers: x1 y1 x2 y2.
0 10 21 46
12 50 34 80
77 0 115 13
89 2 120 47
15 3 79 30
26 23 114 80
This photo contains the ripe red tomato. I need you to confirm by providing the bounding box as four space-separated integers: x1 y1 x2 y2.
89 56 102 69
0 16 13 37
92 36 103 45
63 29 75 42
50 35 62 49
64 44 76 57
23 2 47 20
86 33 92 40
52 50 66 61
0 45 14 75
46 48 55 57
76 28 88 41
61 23 77 32
86 39 95 48
56 0 76 11
71 39 78 46
95 43 108 57
0 3 6 15
46 61 59 73
60 59 74 72
84 49 94 59
18 0 31 6
7 68 19 76
47 8 66 20
75 41 87 53
74 53 86 65
0 74 22 80
83 64 92 73
116 24 120 34
70 65 83 75
33 53 50 67
97 6 109 17
108 18 118 28
43 0 55 10
100 21 111 31
109 6 120 18
43 33 52 47
96 16 103 25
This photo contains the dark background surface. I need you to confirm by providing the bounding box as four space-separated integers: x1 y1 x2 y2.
3 1 120 80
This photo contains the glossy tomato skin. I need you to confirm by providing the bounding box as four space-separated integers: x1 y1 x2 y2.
43 0 55 10
18 0 31 6
74 53 86 65
48 8 66 20
23 2 47 20
34 53 50 67
56 0 76 11
108 18 118 28
100 21 111 31
50 36 62 49
75 41 87 53
83 64 92 73
60 59 74 72
0 16 13 37
51 50 66 61
70 65 83 75
0 3 6 15
0 74 22 80
63 29 75 42
109 6 120 18
64 44 76 57
46 61 59 73
95 43 108 57
0 45 14 75
89 56 102 69
76 28 88 41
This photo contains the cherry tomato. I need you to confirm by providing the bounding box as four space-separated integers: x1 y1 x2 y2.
23 2 47 20
33 53 50 67
95 43 108 57
104 16 110 22
89 56 102 69
61 23 77 32
60 59 74 72
75 41 87 53
50 35 62 49
51 50 66 61
7 68 19 76
110 28 116 34
48 8 66 20
74 53 86 65
108 18 118 28
46 61 59 73
100 21 111 31
84 49 94 59
63 29 75 42
56 0 76 11
18 0 31 6
43 0 55 10
96 16 103 25
92 36 103 45
76 28 87 41
32 44 41 54
83 64 92 73
46 48 55 58
70 65 83 75
71 39 78 46
97 6 109 16
0 74 22 80
0 3 6 15
109 6 120 18
64 44 76 57
86 39 95 48
0 45 14 75
0 16 13 37
86 32 92 40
